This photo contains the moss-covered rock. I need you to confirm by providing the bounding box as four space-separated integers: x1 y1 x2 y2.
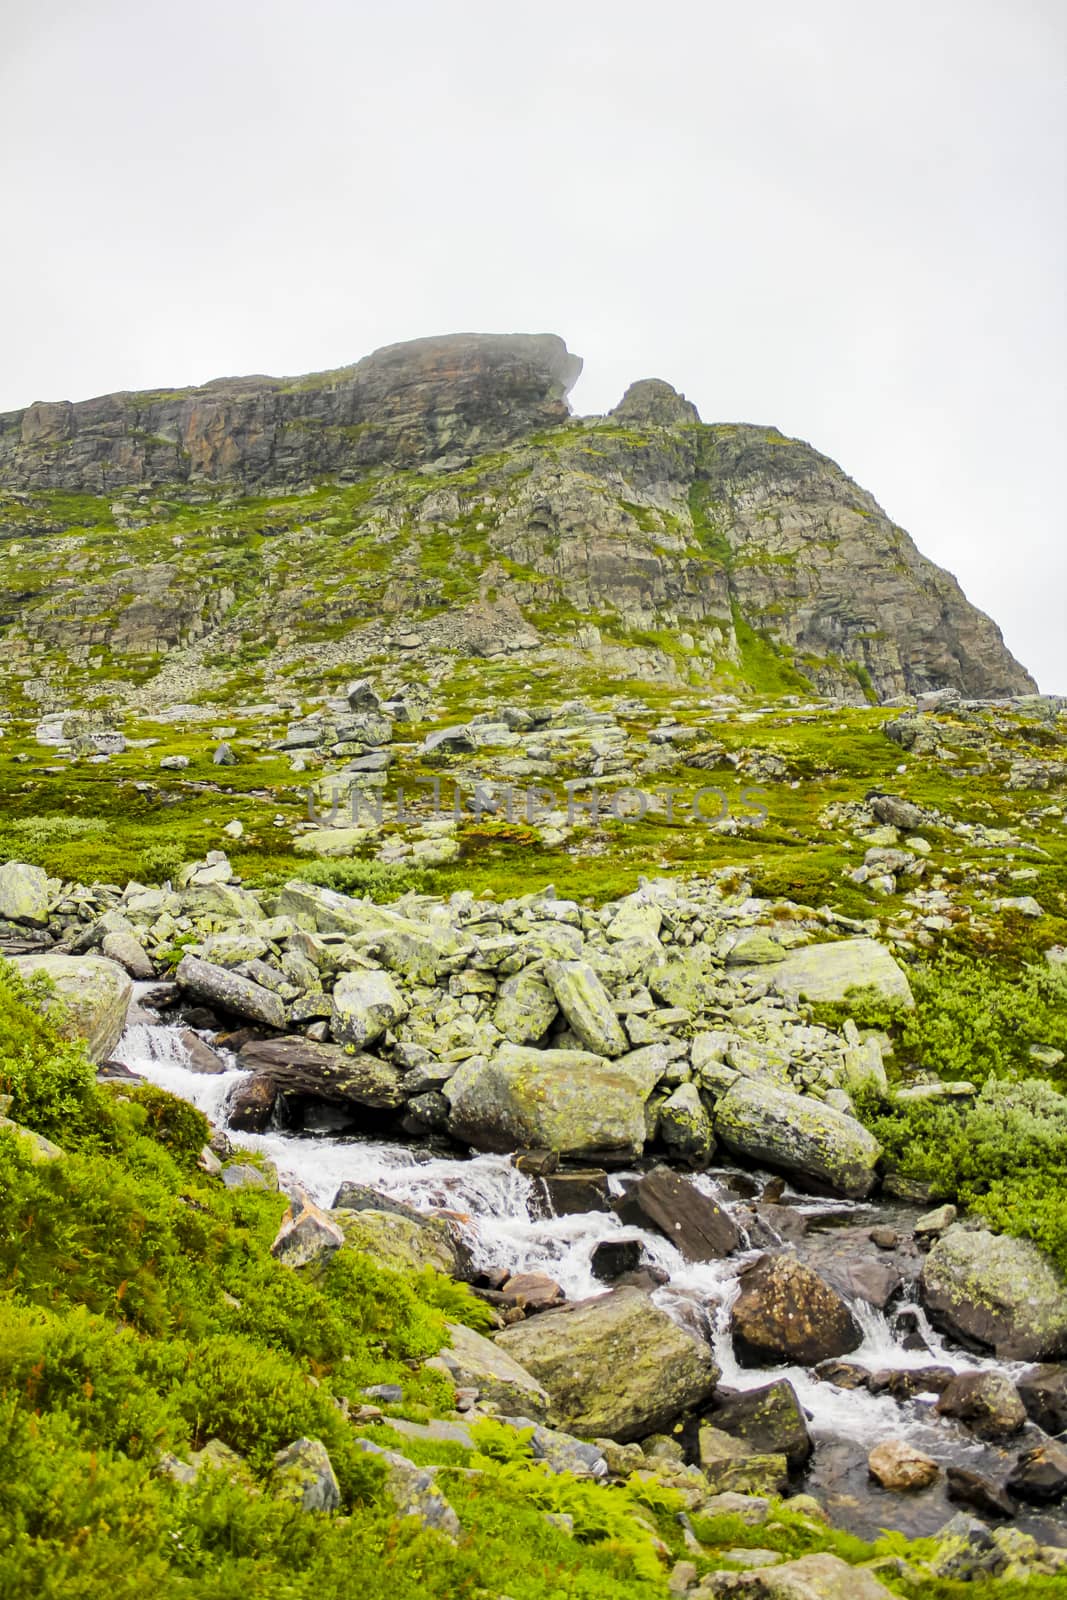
714 1076 881 1199
12 952 132 1063
494 1285 719 1442
921 1225 1067 1359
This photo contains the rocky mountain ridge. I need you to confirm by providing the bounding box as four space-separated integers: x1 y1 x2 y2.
0 331 1034 710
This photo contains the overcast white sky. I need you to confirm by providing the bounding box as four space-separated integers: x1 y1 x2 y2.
3 0 1064 689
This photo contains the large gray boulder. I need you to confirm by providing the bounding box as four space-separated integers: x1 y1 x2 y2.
444 1044 661 1158
543 959 628 1057
0 862 50 926
714 1077 881 1199
920 1226 1067 1359
494 1286 719 1442
176 954 286 1030
330 969 406 1048
759 937 915 1007
13 953 132 1062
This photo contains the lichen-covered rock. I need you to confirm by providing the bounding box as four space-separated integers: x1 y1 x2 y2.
0 1115 63 1163
13 952 132 1062
431 1321 549 1418
714 1077 881 1199
493 971 559 1045
0 861 51 926
730 1255 862 1367
330 969 407 1048
762 938 915 1007
273 1437 341 1512
270 1192 345 1267
334 1209 457 1275
935 1370 1027 1440
920 1226 1067 1359
709 1380 813 1469
698 1552 898 1599
353 1438 460 1538
445 1043 660 1158
175 954 286 1030
657 1082 716 1162
543 959 628 1057
494 1285 719 1442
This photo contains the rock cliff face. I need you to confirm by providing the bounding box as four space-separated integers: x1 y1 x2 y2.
0 332 1035 704
0 333 582 491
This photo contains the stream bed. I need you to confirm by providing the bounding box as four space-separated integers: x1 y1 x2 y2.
115 1016 1067 1546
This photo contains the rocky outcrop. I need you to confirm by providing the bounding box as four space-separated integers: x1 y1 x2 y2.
493 1285 720 1441
0 333 581 491
920 1226 1067 1360
0 333 1034 703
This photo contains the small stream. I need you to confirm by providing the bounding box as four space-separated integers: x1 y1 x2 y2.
114 1016 1067 1545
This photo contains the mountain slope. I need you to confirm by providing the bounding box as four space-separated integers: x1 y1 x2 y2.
0 333 1034 709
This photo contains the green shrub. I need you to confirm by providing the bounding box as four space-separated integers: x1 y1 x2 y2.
858 1077 1067 1274
0 964 97 1139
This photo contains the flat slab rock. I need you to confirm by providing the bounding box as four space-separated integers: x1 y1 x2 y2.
634 1165 741 1260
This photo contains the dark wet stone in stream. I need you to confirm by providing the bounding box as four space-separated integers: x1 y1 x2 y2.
936 1371 1028 1440
870 1227 899 1250
814 1360 872 1390
591 1238 644 1281
635 1166 742 1261
709 1379 813 1468
540 1170 610 1216
945 1467 1016 1519
731 1253 862 1366
1006 1439 1067 1504
226 1071 277 1131
1017 1364 1067 1436
868 1366 955 1400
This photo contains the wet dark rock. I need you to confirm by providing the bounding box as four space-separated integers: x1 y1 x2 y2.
870 1227 899 1250
814 1360 872 1390
541 1169 610 1215
514 1149 559 1177
239 1035 407 1109
1005 1439 1067 1504
710 1379 813 1468
591 1239 644 1282
179 1028 228 1074
945 1467 1016 1520
730 1254 862 1367
869 1366 955 1401
936 1370 1027 1440
823 1256 902 1310
634 1166 741 1260
225 1072 277 1131
1017 1364 1067 1436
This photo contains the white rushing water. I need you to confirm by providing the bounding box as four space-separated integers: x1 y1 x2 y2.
113 1018 1003 1454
